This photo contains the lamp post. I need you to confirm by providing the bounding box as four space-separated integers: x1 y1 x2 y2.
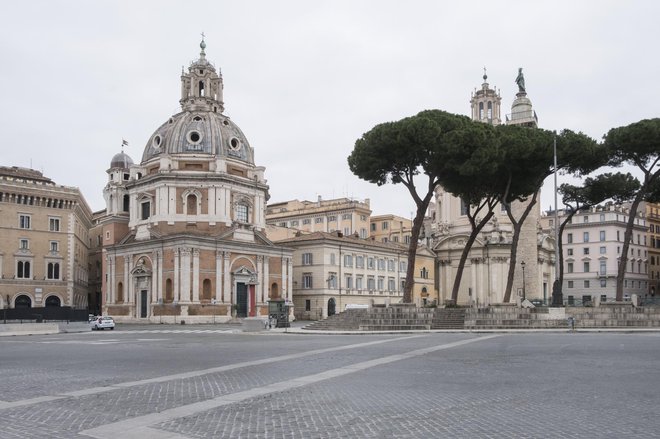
521 261 526 301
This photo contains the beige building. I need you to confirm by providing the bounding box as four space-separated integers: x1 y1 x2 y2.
96 39 292 323
266 197 371 239
0 166 93 311
370 214 412 244
430 71 555 305
541 203 648 302
647 202 660 297
276 231 422 320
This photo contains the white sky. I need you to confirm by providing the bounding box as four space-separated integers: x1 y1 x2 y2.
1 1 657 217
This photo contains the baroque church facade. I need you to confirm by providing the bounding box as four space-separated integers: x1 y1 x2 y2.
428 71 556 306
96 39 293 322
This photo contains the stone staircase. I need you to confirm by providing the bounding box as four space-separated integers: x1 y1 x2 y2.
303 305 438 331
303 309 367 331
358 305 434 331
431 308 466 329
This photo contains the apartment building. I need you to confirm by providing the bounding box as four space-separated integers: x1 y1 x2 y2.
266 197 371 239
646 202 660 297
370 214 413 244
0 166 93 311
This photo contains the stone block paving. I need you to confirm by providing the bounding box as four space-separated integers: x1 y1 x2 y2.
1 333 660 438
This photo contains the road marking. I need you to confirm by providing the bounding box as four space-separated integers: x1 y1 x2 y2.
0 334 425 409
80 335 499 439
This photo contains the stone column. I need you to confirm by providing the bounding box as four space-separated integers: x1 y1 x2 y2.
215 250 222 302
124 257 130 304
223 252 231 303
180 248 191 303
174 248 180 302
192 248 200 302
257 255 264 303
261 256 270 303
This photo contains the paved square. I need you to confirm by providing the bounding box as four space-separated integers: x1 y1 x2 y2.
1 328 659 438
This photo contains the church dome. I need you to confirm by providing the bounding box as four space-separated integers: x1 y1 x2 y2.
110 151 134 169
141 111 254 165
139 38 254 166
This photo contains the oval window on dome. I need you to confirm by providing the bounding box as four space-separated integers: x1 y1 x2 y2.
229 137 241 150
193 116 202 122
152 135 161 149
187 130 202 145
222 120 229 126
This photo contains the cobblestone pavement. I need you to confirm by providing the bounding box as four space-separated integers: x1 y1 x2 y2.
1 329 659 438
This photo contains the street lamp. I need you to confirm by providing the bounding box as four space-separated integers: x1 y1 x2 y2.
521 261 526 301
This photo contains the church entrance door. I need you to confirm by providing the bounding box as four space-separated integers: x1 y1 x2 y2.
236 283 248 317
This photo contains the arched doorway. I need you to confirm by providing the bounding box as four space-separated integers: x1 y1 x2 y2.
328 298 336 317
15 295 31 308
45 296 61 307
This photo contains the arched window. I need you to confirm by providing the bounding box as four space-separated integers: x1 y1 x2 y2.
123 195 130 212
271 282 279 299
202 279 212 300
198 80 205 97
187 194 197 215
479 102 484 119
117 282 124 303
45 295 61 307
15 295 31 308
165 278 173 302
487 101 493 119
236 203 249 223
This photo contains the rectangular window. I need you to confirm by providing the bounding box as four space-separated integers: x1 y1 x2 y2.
356 276 363 290
367 257 375 270
567 281 574 288
345 275 353 289
327 215 336 222
382 222 389 230
599 246 606 254
583 247 590 255
315 217 323 224
378 259 385 270
302 218 311 225
583 232 589 243
342 214 351 220
599 230 606 241
600 213 605 222
567 248 573 256
302 273 313 289
305 300 311 311
600 261 606 275
360 215 367 221
617 230 620 241
460 199 469 216
141 201 151 220
344 227 350 236
278 222 286 227
583 215 589 223
567 262 573 273
584 280 590 288
567 233 573 244
344 254 353 267
330 253 336 265
236 204 248 223
49 217 61 232
47 262 60 280
388 278 395 291
19 239 29 250
291 220 299 226
367 276 375 290
370 223 376 232
584 262 590 273
328 273 337 289
387 260 395 271
19 214 31 229
377 276 384 290
302 253 313 265
16 260 31 278
399 261 407 272
356 256 364 268
50 241 59 252
360 228 367 239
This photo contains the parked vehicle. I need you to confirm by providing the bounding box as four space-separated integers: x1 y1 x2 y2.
90 316 115 330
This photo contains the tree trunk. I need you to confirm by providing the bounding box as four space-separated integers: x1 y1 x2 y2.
502 191 538 303
403 196 433 303
450 210 494 304
615 194 643 301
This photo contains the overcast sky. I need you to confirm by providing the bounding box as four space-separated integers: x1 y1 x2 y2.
1 1 657 218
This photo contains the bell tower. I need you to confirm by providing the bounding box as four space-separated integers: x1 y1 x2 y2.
179 35 224 113
470 68 501 126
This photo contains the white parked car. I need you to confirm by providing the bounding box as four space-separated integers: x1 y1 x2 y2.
90 316 115 330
